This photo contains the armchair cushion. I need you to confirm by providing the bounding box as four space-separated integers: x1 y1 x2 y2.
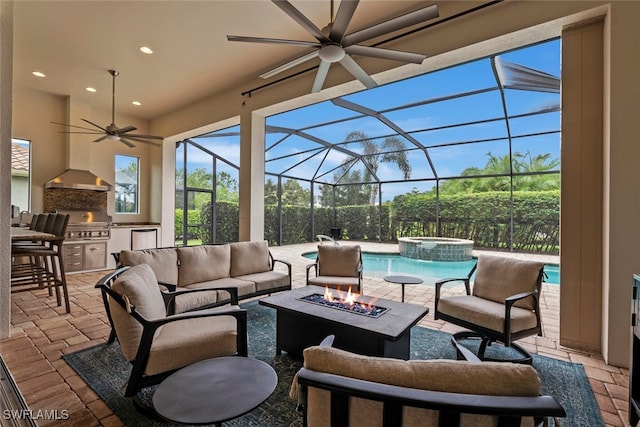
472 255 544 310
229 241 271 277
177 244 231 286
437 295 538 333
109 264 166 361
145 306 240 375
119 248 178 286
317 245 361 277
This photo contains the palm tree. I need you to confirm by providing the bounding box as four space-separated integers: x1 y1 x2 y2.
343 131 411 205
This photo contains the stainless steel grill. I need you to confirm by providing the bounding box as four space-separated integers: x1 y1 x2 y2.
56 209 111 241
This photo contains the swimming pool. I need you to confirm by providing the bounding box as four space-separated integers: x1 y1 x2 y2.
303 252 560 285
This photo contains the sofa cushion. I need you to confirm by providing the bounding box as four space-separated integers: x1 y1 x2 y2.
303 345 541 396
185 277 257 298
234 271 289 292
308 276 361 292
229 241 271 277
472 255 544 310
109 264 166 361
317 245 360 277
177 244 231 287
301 345 541 427
119 248 178 286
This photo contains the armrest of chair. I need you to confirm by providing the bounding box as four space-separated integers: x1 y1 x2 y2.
306 262 318 284
272 258 292 279
435 277 470 300
158 280 176 292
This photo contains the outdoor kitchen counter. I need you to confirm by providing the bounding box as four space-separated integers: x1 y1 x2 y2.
110 222 161 227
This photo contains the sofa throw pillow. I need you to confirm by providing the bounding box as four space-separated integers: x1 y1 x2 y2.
472 255 544 310
119 248 178 286
176 244 231 287
109 264 166 361
229 241 270 277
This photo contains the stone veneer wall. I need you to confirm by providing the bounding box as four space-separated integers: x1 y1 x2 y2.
398 237 474 262
43 188 107 212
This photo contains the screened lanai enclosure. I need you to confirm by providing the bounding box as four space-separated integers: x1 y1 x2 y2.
175 39 560 254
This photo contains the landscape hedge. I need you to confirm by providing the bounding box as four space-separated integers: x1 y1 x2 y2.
177 190 559 254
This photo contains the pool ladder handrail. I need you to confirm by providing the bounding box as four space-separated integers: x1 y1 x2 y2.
316 234 339 245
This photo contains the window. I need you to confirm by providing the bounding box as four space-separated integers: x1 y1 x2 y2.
115 154 139 213
11 138 30 212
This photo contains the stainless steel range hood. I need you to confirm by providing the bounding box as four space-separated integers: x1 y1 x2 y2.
44 169 113 192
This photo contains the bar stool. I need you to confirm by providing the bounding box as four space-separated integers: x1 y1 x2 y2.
11 213 71 312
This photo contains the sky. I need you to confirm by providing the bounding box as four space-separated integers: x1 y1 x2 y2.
184 38 561 202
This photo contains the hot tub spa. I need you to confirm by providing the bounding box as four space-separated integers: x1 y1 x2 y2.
398 237 474 262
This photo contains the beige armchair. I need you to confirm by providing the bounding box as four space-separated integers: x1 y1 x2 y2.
434 254 545 364
306 245 363 293
95 264 248 398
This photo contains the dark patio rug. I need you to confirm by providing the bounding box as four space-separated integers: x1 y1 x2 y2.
63 300 603 426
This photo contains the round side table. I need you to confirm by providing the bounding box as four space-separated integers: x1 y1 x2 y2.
152 356 277 426
383 275 424 302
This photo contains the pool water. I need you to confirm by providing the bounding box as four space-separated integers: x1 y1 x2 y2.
303 252 560 285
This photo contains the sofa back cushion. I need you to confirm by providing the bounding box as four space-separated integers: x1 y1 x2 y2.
301 345 541 427
119 248 178 286
109 264 166 361
229 241 270 277
472 255 544 310
317 245 361 277
177 244 231 287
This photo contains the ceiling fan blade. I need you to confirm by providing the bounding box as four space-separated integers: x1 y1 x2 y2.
117 125 137 134
56 131 104 135
119 138 137 148
125 136 162 145
260 50 320 79
342 4 438 46
125 133 164 140
272 0 329 43
345 45 426 64
227 35 321 48
330 0 359 42
312 60 331 93
93 136 109 143
51 121 104 132
339 55 377 89
81 118 108 132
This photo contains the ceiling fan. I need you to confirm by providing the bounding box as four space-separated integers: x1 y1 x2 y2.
227 0 438 93
52 70 164 148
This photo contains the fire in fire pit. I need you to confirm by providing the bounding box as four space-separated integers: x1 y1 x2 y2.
300 287 388 318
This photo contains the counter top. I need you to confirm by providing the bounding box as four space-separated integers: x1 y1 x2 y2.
110 223 160 228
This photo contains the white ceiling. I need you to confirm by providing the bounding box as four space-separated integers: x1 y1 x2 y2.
13 0 442 121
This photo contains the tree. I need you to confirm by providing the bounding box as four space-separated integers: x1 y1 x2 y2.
343 131 411 205
439 151 559 194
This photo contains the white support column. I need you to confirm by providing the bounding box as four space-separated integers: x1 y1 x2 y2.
0 0 14 339
238 107 265 242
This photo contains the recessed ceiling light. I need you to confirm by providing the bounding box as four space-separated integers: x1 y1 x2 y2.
139 46 153 54
32 71 45 78
132 101 142 106
86 87 97 93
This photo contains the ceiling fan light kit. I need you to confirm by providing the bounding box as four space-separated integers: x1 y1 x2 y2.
52 69 164 148
228 0 438 93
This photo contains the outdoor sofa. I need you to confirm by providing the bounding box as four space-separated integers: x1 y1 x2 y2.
118 240 291 314
291 336 566 426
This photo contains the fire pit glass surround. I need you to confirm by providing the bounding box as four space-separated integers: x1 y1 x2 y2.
300 292 388 318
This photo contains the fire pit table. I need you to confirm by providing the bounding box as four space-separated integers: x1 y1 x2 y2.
259 285 429 360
